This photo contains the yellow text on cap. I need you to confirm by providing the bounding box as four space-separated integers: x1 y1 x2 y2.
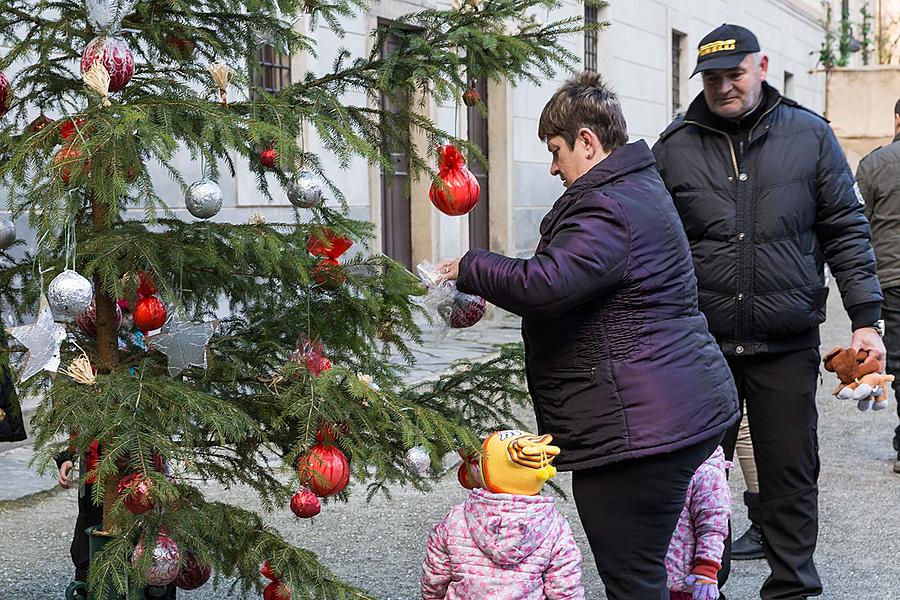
699 39 736 57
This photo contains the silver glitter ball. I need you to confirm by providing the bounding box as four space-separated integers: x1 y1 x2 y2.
0 217 15 250
185 179 223 219
47 269 94 319
85 0 137 32
287 171 324 209
406 446 431 476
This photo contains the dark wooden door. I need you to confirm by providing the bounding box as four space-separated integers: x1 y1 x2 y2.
467 77 490 251
380 29 412 269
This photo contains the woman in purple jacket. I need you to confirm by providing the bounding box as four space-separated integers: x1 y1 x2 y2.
437 72 739 600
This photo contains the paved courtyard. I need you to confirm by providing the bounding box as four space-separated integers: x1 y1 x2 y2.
1 289 898 598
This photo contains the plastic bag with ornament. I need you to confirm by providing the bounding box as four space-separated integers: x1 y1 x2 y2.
415 260 486 335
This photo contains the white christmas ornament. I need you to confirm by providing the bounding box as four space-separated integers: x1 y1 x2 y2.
185 180 223 219
406 446 431 476
287 171 324 208
47 269 93 319
85 0 138 32
7 296 68 381
148 313 218 376
0 217 15 250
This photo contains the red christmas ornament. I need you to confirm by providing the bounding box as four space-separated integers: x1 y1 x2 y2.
291 339 332 376
81 36 134 93
429 144 480 216
53 145 90 185
306 228 352 259
260 560 281 581
76 297 123 337
457 460 483 490
118 473 154 515
164 34 195 61
173 551 212 590
133 296 167 333
297 444 350 498
263 581 291 600
260 147 278 169
26 115 53 133
315 421 349 443
0 72 12 117
290 488 321 518
60 118 88 141
312 257 345 288
447 293 486 328
138 271 158 296
462 82 480 107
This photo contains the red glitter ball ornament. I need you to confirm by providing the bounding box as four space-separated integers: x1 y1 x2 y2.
260 147 278 169
428 144 480 216
133 296 167 333
53 145 90 185
297 444 350 497
306 228 352 259
260 560 281 581
445 292 486 328
290 488 321 518
117 473 154 515
76 297 123 337
263 581 291 600
0 72 12 117
173 551 212 590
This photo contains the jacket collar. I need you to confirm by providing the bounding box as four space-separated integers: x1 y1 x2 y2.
564 140 656 197
894 132 900 144
683 81 781 133
539 141 655 236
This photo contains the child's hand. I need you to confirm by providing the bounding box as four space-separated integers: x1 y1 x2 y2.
57 460 74 489
684 574 719 600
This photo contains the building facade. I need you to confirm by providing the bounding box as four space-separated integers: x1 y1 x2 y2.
6 1 866 269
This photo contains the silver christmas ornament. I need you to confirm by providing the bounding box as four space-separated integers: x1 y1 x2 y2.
8 296 68 381
85 0 138 33
287 171 324 208
148 313 217 376
0 217 14 250
47 269 94 319
406 446 431 476
185 180 224 219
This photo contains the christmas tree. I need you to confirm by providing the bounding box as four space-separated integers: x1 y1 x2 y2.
0 0 599 597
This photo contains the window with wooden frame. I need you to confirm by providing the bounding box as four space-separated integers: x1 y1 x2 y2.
252 43 292 96
671 30 687 118
584 5 599 73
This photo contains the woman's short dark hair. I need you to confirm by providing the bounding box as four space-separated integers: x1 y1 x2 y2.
538 72 629 152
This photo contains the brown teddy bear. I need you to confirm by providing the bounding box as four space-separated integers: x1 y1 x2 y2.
823 347 894 411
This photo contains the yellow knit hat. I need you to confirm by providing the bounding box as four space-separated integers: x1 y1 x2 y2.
480 430 560 496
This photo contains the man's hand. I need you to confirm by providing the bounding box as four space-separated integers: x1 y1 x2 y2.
851 327 886 372
57 460 74 489
435 258 461 284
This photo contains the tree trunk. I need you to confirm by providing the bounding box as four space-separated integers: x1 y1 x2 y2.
90 192 120 533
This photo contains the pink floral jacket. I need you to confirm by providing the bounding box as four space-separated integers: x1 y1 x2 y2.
421 488 585 599
666 445 732 592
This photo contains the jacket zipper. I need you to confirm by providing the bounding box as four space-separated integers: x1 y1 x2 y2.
681 100 780 350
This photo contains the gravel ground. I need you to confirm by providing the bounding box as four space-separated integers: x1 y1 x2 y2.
1 289 898 599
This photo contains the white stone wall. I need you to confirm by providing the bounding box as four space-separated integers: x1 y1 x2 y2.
1 0 836 268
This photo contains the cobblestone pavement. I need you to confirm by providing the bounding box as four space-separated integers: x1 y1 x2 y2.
1 293 899 599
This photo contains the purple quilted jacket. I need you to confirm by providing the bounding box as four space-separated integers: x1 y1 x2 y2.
421 488 585 600
665 446 732 592
457 141 739 469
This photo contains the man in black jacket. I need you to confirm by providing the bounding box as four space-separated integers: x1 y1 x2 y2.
653 24 885 600
856 97 900 474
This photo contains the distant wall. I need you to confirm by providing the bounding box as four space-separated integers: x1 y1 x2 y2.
827 66 900 170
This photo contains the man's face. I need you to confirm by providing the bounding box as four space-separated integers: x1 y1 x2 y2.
547 135 583 188
701 53 769 119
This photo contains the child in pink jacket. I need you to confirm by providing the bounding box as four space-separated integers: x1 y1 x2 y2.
666 445 732 600
421 430 585 600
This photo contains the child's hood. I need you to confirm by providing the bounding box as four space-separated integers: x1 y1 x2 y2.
463 488 558 566
704 445 728 471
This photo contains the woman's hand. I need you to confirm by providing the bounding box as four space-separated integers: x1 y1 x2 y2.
435 258 461 284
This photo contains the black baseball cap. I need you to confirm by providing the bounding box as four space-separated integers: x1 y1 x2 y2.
691 24 760 77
